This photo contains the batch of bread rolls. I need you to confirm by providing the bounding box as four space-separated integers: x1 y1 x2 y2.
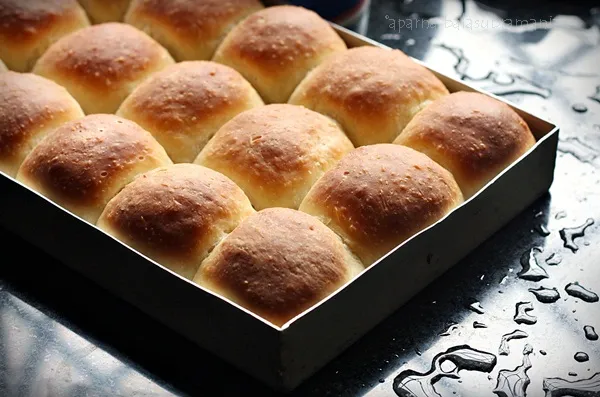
0 0 537 327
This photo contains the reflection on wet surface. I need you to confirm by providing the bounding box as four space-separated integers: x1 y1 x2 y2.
1 0 600 396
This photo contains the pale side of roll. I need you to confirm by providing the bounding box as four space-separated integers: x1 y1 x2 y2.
195 104 354 210
0 72 84 176
97 163 255 279
289 46 449 146
213 5 347 104
32 23 175 114
16 114 172 223
299 144 464 266
194 207 364 327
117 61 264 163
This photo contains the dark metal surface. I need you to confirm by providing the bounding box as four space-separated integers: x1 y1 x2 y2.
1 1 599 396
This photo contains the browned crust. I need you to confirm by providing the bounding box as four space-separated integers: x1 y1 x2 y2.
0 72 84 175
195 104 354 209
117 61 263 162
299 144 463 265
98 163 255 278
213 5 347 103
289 46 449 146
194 208 363 326
16 114 171 221
126 0 263 60
394 91 536 198
32 22 174 95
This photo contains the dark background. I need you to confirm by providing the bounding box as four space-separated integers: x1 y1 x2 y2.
1 1 599 396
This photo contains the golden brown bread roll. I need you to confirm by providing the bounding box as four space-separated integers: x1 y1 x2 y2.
213 5 347 104
193 207 364 327
117 61 264 163
32 23 175 114
289 46 449 146
394 91 536 198
97 164 255 279
0 0 90 72
299 144 463 266
78 0 132 23
125 0 263 61
195 104 354 210
0 72 84 177
17 114 172 223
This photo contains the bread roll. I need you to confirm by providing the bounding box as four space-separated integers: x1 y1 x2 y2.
32 23 174 114
0 0 90 72
17 114 172 223
299 144 463 266
125 0 263 61
213 5 347 103
0 72 84 177
194 208 364 326
117 61 264 163
289 46 449 146
78 0 131 23
195 104 354 209
394 92 536 198
97 164 255 279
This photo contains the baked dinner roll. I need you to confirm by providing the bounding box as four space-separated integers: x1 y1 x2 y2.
78 0 132 23
394 92 536 198
0 0 90 72
195 104 354 209
117 61 264 163
213 5 347 103
125 0 263 61
32 23 174 114
193 208 364 326
289 46 449 146
17 114 172 223
97 164 255 279
299 144 463 266
0 72 84 177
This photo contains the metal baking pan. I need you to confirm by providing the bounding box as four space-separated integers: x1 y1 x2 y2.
0 24 559 391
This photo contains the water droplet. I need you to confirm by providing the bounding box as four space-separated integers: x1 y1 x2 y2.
569 372 578 377
474 321 488 329
534 211 544 218
575 352 589 363
499 329 529 356
555 211 567 220
584 325 598 341
545 253 563 266
535 224 551 236
493 344 533 397
528 286 561 303
514 302 537 325
440 323 459 336
406 38 416 46
518 248 549 281
543 372 600 396
469 301 485 314
379 378 386 383
560 219 595 252
415 348 422 356
393 345 497 397
565 282 599 302
589 85 600 104
572 104 588 113
540 350 547 355
499 276 509 285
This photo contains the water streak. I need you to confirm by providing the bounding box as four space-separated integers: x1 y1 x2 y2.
499 330 529 356
560 219 595 252
493 344 533 397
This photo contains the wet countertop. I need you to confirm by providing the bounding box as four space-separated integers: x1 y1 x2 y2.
1 1 599 396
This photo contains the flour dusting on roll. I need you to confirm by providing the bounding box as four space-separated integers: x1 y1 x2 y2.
117 61 264 163
195 104 354 210
213 5 347 104
32 23 174 114
394 91 536 198
194 208 364 327
98 163 255 279
299 144 463 266
17 114 172 223
0 0 90 72
289 46 449 146
0 72 84 177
